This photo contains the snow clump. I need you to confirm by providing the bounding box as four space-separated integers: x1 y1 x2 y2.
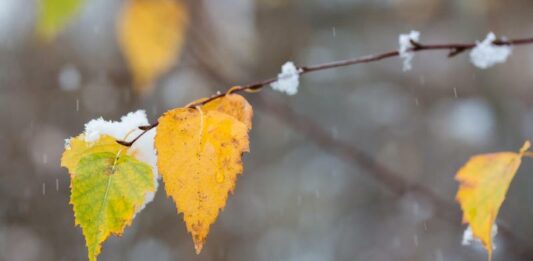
398 30 421 71
470 32 512 69
271 61 300 95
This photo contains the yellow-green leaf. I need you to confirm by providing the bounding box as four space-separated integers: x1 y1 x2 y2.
37 0 86 40
62 135 123 173
455 141 530 261
62 135 155 261
155 95 252 253
117 0 188 94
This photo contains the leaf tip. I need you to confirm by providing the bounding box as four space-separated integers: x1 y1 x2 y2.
194 241 204 255
519 140 531 155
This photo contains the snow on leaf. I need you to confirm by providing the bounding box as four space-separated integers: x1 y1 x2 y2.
117 0 188 94
271 61 300 96
82 110 158 177
61 135 156 261
455 141 530 261
155 94 252 254
36 0 86 40
84 110 149 143
82 110 159 214
462 224 498 249
398 30 420 71
469 32 512 69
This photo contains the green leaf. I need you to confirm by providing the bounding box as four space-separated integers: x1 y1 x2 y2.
37 0 86 39
63 135 155 261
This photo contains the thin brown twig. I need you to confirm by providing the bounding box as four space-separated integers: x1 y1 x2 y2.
116 36 533 147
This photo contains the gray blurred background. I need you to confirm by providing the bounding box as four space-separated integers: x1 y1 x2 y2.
2 0 533 260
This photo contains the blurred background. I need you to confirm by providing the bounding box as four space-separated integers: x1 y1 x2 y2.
2 0 533 260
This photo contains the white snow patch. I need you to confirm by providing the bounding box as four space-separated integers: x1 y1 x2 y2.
470 32 512 69
462 224 498 249
271 61 300 96
398 30 420 71
461 226 474 246
81 110 159 215
84 110 148 143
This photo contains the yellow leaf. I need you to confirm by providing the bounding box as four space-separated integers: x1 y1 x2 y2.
155 95 253 254
195 94 253 129
117 0 188 94
62 135 155 261
455 141 530 261
36 0 86 40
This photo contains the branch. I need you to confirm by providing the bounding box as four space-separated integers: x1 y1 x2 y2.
188 36 533 259
116 35 533 147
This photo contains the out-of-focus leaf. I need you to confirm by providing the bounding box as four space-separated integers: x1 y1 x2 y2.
37 0 86 40
117 0 188 94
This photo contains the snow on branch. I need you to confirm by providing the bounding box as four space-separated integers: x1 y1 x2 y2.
470 32 512 69
119 33 533 148
84 110 149 143
83 110 157 173
398 30 421 71
271 61 300 95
